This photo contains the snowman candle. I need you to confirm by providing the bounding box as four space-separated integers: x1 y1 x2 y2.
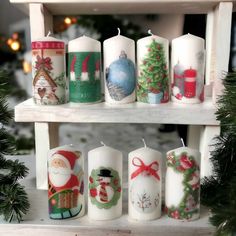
47 144 85 220
32 32 66 105
128 139 162 221
88 142 123 220
165 139 201 221
104 28 136 104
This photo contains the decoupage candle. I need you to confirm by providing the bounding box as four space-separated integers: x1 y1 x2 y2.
128 139 162 221
32 32 66 105
171 34 205 104
104 28 136 104
165 140 201 221
68 35 101 103
137 30 169 104
88 142 122 220
47 144 85 219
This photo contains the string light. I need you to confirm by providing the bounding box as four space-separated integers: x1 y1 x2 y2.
7 33 21 52
64 17 72 25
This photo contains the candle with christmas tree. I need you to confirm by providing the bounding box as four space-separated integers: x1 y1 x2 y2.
47 144 85 220
165 140 201 221
68 35 101 103
137 30 169 104
32 32 66 105
88 142 122 220
128 139 162 221
104 28 136 104
171 34 205 104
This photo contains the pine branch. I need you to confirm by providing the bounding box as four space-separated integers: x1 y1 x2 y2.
0 128 15 155
0 97 13 125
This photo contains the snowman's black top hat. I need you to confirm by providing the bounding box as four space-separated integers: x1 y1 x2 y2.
98 168 113 177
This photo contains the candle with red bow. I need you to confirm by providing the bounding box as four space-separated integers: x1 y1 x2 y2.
128 139 162 221
32 32 66 105
165 140 201 221
88 142 122 220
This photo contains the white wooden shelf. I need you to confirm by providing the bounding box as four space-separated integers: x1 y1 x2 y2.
10 0 236 14
14 98 218 125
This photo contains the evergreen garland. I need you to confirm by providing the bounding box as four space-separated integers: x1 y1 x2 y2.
201 72 236 236
0 70 30 223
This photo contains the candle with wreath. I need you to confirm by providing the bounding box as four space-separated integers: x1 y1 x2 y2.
137 30 169 104
68 35 101 103
88 142 122 220
128 139 162 220
32 32 66 105
171 34 205 104
47 144 85 220
104 28 136 104
165 140 201 221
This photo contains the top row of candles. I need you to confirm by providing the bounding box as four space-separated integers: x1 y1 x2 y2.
32 29 205 105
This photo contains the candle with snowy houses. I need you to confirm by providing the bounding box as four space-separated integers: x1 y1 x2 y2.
47 144 85 220
32 32 66 105
137 30 169 104
165 140 201 221
128 139 162 221
88 142 122 220
171 34 205 104
68 35 101 103
104 28 136 104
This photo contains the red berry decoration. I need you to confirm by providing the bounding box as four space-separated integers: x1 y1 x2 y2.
89 176 94 183
90 188 97 197
51 198 57 206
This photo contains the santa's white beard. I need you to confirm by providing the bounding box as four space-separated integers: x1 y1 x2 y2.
49 167 71 187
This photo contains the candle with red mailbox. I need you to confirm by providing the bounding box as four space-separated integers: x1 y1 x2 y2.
171 34 205 104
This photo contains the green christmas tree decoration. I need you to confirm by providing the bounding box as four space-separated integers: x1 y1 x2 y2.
0 70 30 223
201 72 236 236
137 39 169 104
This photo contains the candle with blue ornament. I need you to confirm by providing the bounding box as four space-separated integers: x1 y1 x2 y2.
104 28 136 104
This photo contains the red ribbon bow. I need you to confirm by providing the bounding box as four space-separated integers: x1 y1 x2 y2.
35 55 53 71
131 157 160 181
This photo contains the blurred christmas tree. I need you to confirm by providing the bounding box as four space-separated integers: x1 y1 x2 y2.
201 72 236 236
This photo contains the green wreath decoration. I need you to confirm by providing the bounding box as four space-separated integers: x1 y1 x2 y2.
89 167 121 209
166 151 200 220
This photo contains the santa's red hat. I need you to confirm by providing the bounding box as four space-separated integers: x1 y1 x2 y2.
81 54 91 81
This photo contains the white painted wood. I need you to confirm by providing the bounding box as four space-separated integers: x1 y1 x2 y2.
10 0 236 15
199 126 220 178
15 98 218 125
187 125 203 150
35 122 59 189
212 2 233 103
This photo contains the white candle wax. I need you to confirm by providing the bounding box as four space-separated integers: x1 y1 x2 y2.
68 35 102 103
47 144 85 219
171 34 205 104
32 34 66 105
128 145 162 220
103 30 136 104
165 147 201 221
137 32 169 104
88 144 123 220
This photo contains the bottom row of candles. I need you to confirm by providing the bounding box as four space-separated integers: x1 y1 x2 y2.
47 140 201 221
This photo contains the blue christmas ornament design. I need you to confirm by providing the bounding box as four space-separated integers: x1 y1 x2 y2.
106 51 136 101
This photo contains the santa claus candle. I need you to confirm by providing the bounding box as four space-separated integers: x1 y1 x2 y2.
104 29 136 104
47 144 85 220
88 142 122 220
165 146 201 221
32 33 66 105
137 30 169 104
128 140 162 221
68 35 101 103
171 34 205 104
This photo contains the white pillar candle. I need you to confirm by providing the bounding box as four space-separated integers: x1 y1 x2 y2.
128 139 162 221
68 35 101 103
165 143 201 221
171 34 205 104
88 142 123 220
137 30 169 104
47 144 85 220
32 32 66 105
104 28 136 104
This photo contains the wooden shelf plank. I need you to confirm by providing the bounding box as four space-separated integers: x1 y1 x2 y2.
10 0 236 14
14 98 218 125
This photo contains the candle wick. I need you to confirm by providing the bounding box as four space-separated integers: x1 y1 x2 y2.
100 141 106 146
181 138 185 147
142 138 147 148
148 29 153 36
47 31 51 37
117 28 121 36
